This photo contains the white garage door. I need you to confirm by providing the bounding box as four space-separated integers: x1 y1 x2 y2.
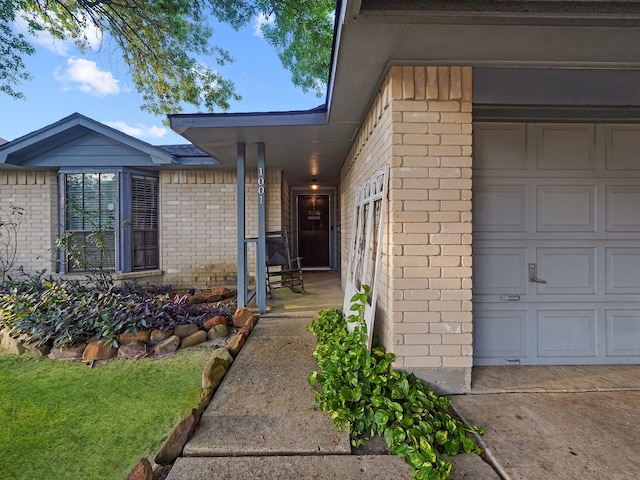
473 122 640 365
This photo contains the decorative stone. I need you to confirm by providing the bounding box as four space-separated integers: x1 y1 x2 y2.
202 364 227 391
154 335 180 356
188 287 233 304
82 340 118 361
179 330 207 349
244 315 257 332
211 286 233 298
24 342 51 356
117 340 148 359
198 388 215 406
154 410 199 465
119 330 150 345
174 324 200 339
207 324 228 339
205 347 234 370
149 329 173 345
48 343 87 360
227 333 246 357
199 388 214 408
0 329 25 355
238 326 250 338
203 316 227 330
125 457 153 480
232 308 254 328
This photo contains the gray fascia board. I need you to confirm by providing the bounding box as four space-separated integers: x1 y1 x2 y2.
171 156 221 165
170 109 328 134
326 0 349 119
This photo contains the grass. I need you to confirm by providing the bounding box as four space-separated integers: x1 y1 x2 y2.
0 347 209 480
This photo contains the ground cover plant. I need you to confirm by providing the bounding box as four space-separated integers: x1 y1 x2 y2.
0 269 228 349
0 347 207 480
308 287 484 480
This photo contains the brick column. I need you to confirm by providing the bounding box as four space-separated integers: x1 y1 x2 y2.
388 66 473 393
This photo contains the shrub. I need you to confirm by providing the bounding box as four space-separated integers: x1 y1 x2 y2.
308 287 484 480
0 270 227 348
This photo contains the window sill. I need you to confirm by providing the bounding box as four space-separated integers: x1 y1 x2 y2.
113 270 163 281
60 270 164 283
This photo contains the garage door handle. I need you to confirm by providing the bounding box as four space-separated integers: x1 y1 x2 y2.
502 295 521 301
528 263 547 284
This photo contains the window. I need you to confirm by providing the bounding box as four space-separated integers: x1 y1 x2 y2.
131 175 158 270
60 170 159 273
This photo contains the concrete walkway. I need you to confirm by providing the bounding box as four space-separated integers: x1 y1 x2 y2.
166 273 496 480
166 315 416 479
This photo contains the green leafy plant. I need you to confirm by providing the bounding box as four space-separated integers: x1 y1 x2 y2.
308 287 484 480
0 272 227 349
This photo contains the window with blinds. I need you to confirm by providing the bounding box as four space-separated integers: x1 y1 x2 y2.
65 173 116 271
61 170 159 273
131 175 159 270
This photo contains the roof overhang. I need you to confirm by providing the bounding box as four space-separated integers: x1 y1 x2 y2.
170 0 640 187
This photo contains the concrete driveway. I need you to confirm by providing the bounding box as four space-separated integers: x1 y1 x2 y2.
451 366 640 480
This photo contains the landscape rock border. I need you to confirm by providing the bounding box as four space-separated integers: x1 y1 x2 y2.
124 308 257 480
0 307 256 364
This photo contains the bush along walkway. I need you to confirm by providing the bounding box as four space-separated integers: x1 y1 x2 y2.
125 308 258 480
307 288 484 480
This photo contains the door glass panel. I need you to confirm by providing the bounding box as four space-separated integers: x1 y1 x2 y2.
298 194 330 267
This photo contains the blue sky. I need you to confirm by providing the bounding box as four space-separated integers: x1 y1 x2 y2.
0 14 324 145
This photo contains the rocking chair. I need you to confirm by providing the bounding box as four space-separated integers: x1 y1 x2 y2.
266 229 304 297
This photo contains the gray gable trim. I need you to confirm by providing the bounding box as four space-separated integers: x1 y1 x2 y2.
0 113 173 168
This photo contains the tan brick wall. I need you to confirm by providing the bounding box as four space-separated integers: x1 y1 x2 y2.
0 171 58 278
341 73 395 350
160 169 282 288
341 66 473 393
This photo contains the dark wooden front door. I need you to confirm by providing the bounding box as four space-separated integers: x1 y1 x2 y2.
298 194 330 268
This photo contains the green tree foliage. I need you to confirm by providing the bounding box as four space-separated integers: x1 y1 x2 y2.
1 0 336 115
210 0 335 95
1 1 35 99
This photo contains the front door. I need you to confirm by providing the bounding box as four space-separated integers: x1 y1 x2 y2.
473 122 640 365
297 194 330 268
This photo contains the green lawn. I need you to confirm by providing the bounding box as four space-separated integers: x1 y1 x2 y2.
0 347 208 480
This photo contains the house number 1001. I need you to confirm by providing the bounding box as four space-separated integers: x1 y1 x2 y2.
258 167 265 204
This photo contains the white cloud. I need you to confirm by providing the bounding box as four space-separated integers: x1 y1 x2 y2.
54 58 119 97
103 121 168 140
13 14 102 57
253 12 275 37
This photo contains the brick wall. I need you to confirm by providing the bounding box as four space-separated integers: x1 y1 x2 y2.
160 169 282 288
341 71 395 355
341 66 473 393
0 171 58 278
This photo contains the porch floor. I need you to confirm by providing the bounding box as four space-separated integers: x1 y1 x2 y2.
262 270 344 317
